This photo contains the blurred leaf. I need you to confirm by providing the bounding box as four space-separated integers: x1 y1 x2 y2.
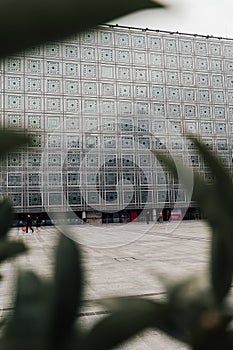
154 138 233 304
0 0 165 57
211 233 233 304
82 298 167 350
3 271 52 350
0 130 30 156
0 198 14 239
0 241 28 263
188 134 233 214
51 234 83 348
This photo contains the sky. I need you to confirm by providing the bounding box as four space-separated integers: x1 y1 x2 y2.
109 0 233 39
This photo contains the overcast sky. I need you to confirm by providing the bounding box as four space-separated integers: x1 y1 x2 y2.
109 0 233 39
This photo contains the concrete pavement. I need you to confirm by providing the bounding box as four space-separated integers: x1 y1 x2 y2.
0 220 212 349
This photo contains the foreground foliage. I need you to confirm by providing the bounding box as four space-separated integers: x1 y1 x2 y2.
1 135 233 350
1 0 232 349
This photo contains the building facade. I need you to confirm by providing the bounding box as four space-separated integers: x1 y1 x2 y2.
1 24 233 222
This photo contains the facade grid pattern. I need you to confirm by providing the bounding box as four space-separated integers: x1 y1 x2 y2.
0 25 233 219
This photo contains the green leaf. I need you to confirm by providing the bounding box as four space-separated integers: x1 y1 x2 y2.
0 0 164 57
154 140 233 304
0 198 14 239
0 130 30 156
0 241 28 263
187 135 233 214
3 271 52 350
210 233 233 304
82 298 167 350
51 234 83 348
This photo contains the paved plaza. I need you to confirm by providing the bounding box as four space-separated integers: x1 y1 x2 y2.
0 220 212 349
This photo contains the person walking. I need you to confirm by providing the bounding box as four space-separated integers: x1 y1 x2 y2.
26 214 34 233
35 216 41 233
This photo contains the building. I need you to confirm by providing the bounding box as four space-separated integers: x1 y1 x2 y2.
1 24 233 223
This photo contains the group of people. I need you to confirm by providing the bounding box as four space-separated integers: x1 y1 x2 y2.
23 214 41 233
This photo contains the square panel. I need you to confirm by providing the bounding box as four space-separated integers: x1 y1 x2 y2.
133 52 146 65
26 58 42 74
28 193 42 206
198 90 210 102
179 39 193 53
151 70 164 83
65 117 80 130
48 153 62 166
5 58 23 72
83 82 97 95
209 43 222 56
165 55 179 68
118 84 132 97
150 53 163 67
132 34 146 49
66 135 80 149
115 32 130 46
215 122 226 134
6 94 23 110
116 50 130 64
64 62 79 76
199 105 211 118
165 71 179 84
214 106 225 118
68 173 80 186
225 60 233 72
117 66 130 80
167 104 181 117
180 56 194 70
45 97 62 112
100 49 114 62
118 101 133 115
181 72 195 85
6 113 23 128
196 74 209 87
47 116 61 129
184 105 196 118
211 59 223 71
151 86 164 100
64 80 79 95
135 102 149 114
45 43 61 57
28 153 42 166
49 193 62 206
135 85 148 98
195 57 208 70
99 30 114 45
163 38 177 52
167 87 180 101
6 76 23 91
194 41 207 55
46 60 61 75
182 88 196 101
152 103 165 116
63 44 79 59
82 64 97 78
81 46 96 60
200 122 213 134
224 45 233 58
212 75 224 88
148 36 162 51
27 115 42 129
212 90 224 103
45 79 61 93
83 99 98 113
47 135 62 148
101 83 115 97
